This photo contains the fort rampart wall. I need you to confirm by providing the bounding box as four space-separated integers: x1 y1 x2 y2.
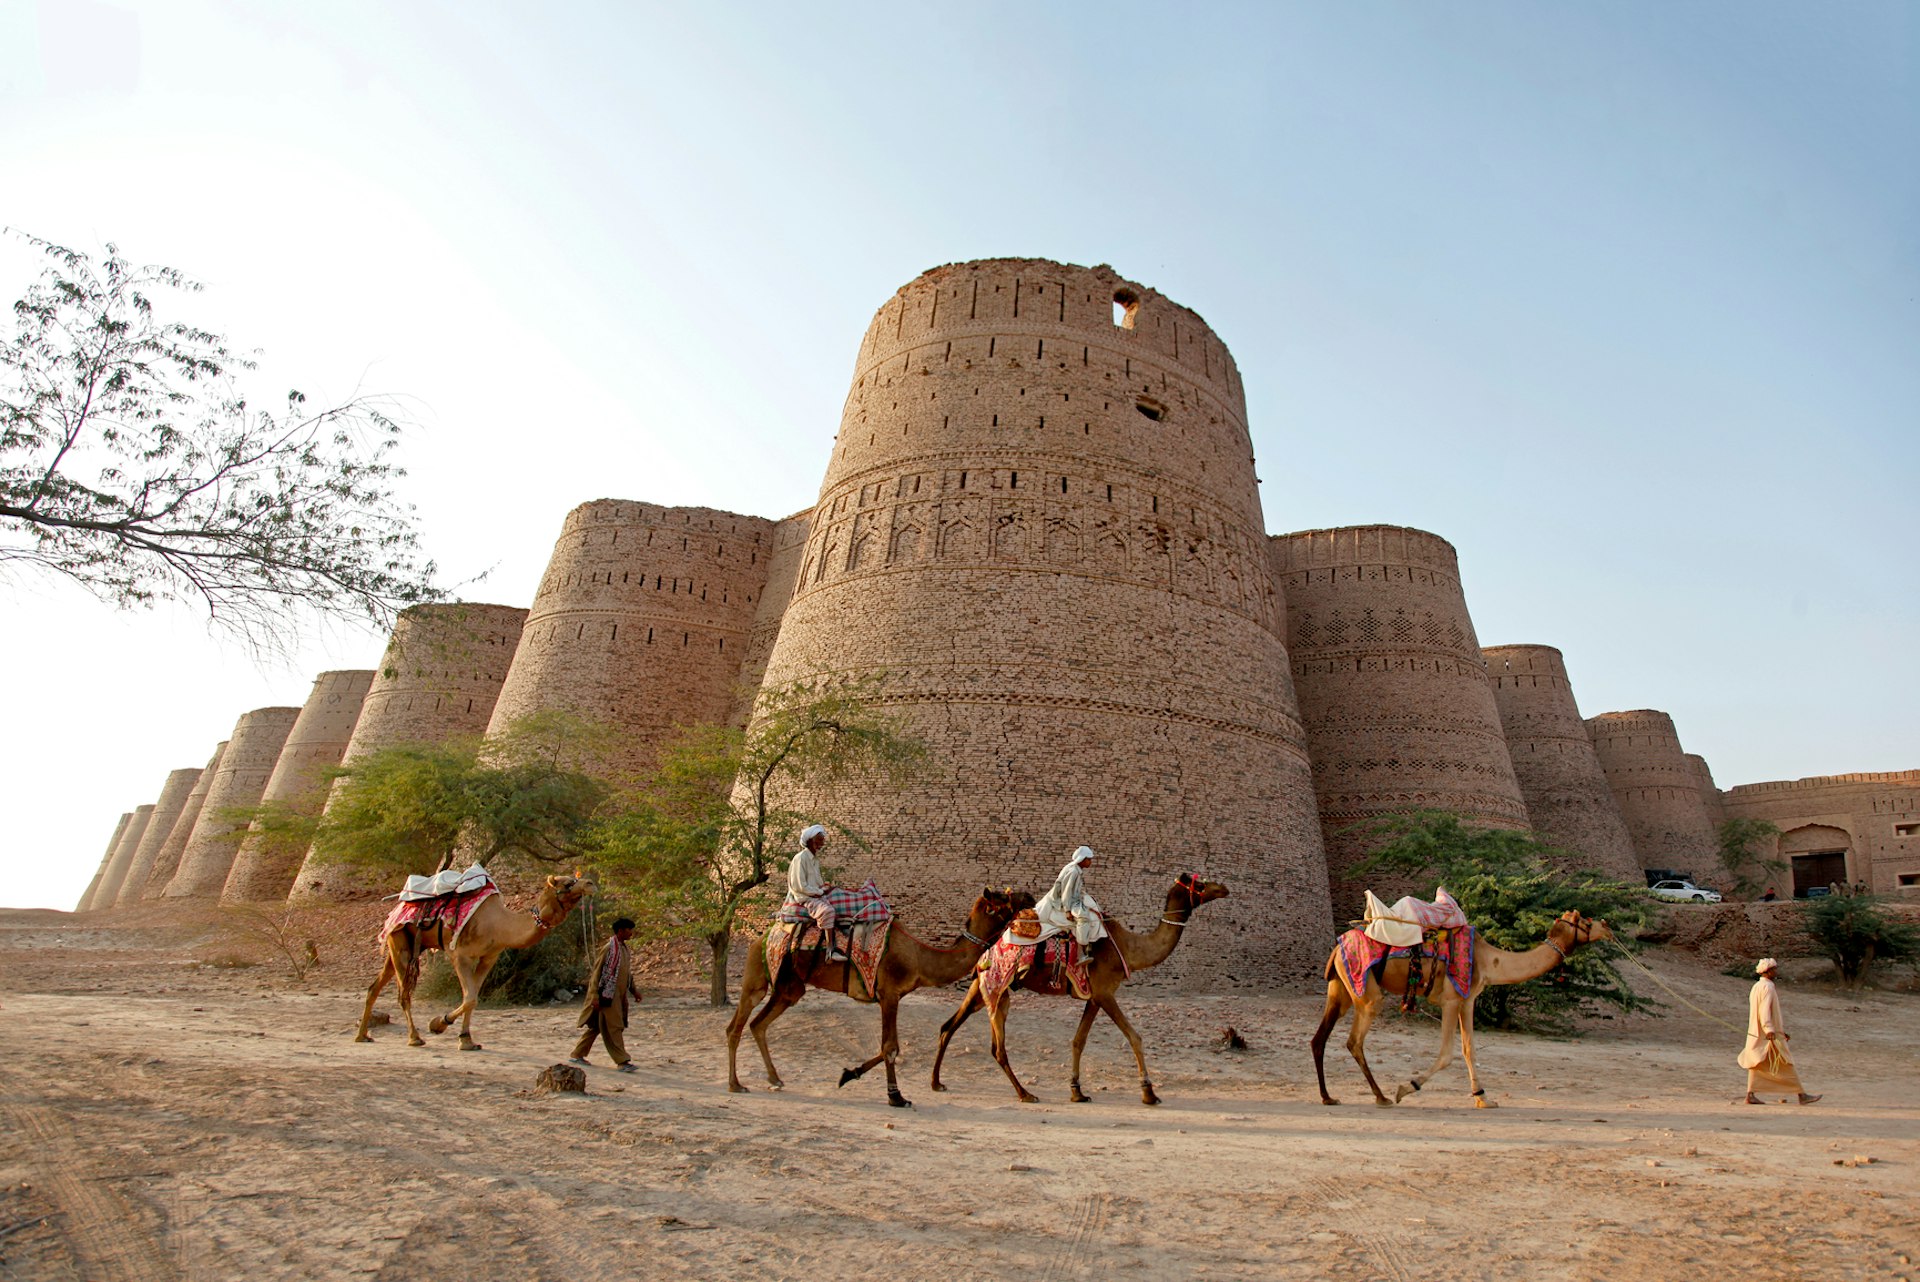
164 708 300 899
113 767 205 907
730 511 814 723
1585 710 1717 871
1721 771 1920 894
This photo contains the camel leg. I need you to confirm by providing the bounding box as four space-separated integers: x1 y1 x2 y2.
455 953 498 1050
392 940 428 1047
746 974 805 1090
987 993 1038 1104
355 950 397 1043
1396 995 1461 1103
879 997 910 1108
1344 996 1395 1106
726 942 774 1094
1310 980 1352 1105
1068 1000 1100 1103
929 979 987 1093
1092 994 1158 1106
1457 997 1495 1107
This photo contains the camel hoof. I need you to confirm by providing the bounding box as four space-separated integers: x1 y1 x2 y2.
428 1017 448 1035
766 1081 783 1092
887 1091 911 1109
1321 1096 1341 1106
1071 1091 1090 1104
728 1081 749 1094
838 1067 859 1089
1373 1097 1395 1108
929 1080 948 1092
353 1032 372 1043
408 1037 426 1047
1141 1085 1161 1107
1473 1096 1497 1109
1018 1092 1040 1104
460 1041 482 1052
1394 1084 1416 1103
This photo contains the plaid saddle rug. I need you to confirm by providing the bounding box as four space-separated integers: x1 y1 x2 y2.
775 878 894 925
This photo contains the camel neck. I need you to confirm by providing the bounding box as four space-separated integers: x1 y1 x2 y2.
1479 939 1566 985
1111 895 1190 972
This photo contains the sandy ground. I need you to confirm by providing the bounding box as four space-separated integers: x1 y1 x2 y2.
0 905 1915 1282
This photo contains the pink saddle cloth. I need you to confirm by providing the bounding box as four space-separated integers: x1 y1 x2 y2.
764 918 893 1001
976 934 1091 1004
1335 924 1476 1003
378 885 496 949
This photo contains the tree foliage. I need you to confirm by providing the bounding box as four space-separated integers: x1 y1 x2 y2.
1716 817 1785 899
1799 894 1920 990
1 233 440 650
585 677 927 1004
307 713 616 879
1351 811 1656 1032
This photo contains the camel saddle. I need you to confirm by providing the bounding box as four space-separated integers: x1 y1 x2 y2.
393 863 494 903
1360 887 1467 947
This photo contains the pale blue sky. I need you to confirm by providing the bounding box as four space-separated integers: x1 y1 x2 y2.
3 1 1914 908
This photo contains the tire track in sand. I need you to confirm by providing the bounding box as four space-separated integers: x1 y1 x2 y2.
0 1100 181 1282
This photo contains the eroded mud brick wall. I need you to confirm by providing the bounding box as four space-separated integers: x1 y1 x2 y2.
486 501 777 777
753 258 1333 986
88 806 151 910
1483 644 1639 880
288 603 527 902
163 707 300 899
729 510 814 724
222 670 374 903
1721 771 1920 893
113 766 206 907
1274 525 1528 918
1584 710 1718 873
76 812 132 911
1688 753 1727 829
138 742 226 900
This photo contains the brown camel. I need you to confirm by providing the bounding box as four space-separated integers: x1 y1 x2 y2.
929 875 1230 1106
726 887 1033 1107
1310 908 1613 1108
355 872 597 1051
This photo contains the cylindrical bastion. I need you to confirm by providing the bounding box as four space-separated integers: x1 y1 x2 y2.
1482 644 1639 880
137 742 227 900
163 708 301 899
1274 525 1529 916
751 258 1333 986
76 812 134 911
1688 753 1727 829
289 602 528 902
92 804 155 908
113 766 206 907
1585 710 1718 873
485 502 777 777
221 670 374 903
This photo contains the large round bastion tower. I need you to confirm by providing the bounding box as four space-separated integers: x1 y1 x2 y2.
485 501 778 776
112 765 206 907
163 707 301 899
1482 644 1639 880
752 258 1334 986
1272 525 1530 915
1585 709 1719 871
75 812 133 911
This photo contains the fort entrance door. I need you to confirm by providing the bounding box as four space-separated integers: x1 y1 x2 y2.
1791 850 1848 897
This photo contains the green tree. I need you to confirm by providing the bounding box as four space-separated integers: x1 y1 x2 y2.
1716 818 1785 899
1 233 440 651
586 678 926 1005
1800 893 1920 990
1352 811 1656 1032
306 712 616 879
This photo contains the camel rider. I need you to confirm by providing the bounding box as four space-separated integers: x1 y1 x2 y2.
785 823 846 960
1033 845 1109 950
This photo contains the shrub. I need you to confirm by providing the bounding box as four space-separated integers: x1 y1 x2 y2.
1799 894 1920 989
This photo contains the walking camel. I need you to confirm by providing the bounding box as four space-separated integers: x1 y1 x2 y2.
727 887 1035 1107
929 875 1230 1106
1310 908 1613 1108
355 871 597 1050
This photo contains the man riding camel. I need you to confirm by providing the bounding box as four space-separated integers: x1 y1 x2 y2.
785 823 846 960
1033 845 1108 950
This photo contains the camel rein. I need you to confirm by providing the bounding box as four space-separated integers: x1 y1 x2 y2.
1602 939 1747 1035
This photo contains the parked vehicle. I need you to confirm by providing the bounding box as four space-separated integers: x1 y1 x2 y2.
1649 879 1722 903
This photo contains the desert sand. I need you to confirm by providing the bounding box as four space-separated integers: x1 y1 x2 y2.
0 903 1914 1281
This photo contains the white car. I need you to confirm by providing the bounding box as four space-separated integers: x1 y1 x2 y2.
1649 879 1722 903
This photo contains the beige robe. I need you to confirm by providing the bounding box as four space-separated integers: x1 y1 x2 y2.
1737 975 1804 1093
1033 857 1108 948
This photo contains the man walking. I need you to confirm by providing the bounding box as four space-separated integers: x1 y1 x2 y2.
571 917 642 1072
1739 958 1819 1105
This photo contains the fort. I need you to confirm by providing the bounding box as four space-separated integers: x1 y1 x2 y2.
76 258 1920 978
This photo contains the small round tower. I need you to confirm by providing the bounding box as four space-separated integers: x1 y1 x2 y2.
112 766 206 907
162 707 301 899
485 501 777 776
1273 525 1529 915
92 803 155 908
750 258 1333 985
76 812 134 911
1482 644 1639 880
288 602 528 902
221 670 375 903
137 742 227 899
1584 710 1718 873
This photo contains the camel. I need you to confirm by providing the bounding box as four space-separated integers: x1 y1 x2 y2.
355 872 597 1051
929 875 1230 1106
726 887 1033 1107
1310 908 1613 1108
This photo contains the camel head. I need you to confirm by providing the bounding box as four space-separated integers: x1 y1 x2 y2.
1547 909 1612 953
1171 872 1230 911
975 886 1038 940
542 871 599 909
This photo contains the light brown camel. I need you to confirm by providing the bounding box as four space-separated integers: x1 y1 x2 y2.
1310 908 1613 1108
726 887 1034 1107
929 875 1230 1106
355 872 597 1051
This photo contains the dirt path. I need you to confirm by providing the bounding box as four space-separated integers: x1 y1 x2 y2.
0 907 1914 1280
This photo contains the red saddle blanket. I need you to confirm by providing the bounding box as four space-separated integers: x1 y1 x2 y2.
976 933 1091 1004
378 885 496 949
764 919 892 1001
775 879 894 925
1335 925 1476 1003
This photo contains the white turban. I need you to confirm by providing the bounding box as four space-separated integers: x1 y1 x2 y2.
801 824 827 844
1071 845 1095 864
1755 958 1779 974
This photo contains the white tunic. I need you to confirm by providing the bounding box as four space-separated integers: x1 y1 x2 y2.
1737 976 1793 1070
784 845 827 907
1033 856 1108 947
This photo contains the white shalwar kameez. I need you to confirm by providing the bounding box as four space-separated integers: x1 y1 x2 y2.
1033 847 1109 948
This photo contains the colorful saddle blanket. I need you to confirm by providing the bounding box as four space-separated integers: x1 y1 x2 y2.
976 933 1092 1004
775 878 894 926
379 883 496 948
764 918 893 1002
1335 924 1476 1003
1361 887 1468 947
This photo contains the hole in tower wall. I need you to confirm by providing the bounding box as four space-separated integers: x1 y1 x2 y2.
1136 397 1167 422
1112 289 1139 329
